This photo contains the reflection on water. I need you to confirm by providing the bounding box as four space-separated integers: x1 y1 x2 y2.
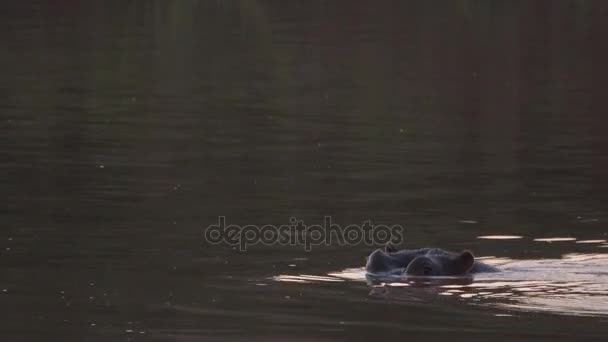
4 0 608 340
477 235 523 240
274 274 345 284
533 237 577 242
275 252 608 317
470 253 608 317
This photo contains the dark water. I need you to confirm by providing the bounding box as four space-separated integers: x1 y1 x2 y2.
2 1 608 341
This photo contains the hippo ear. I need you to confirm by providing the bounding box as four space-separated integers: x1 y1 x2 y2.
453 250 475 274
385 242 398 253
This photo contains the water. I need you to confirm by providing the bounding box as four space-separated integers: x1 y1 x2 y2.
281 251 608 317
2 1 608 341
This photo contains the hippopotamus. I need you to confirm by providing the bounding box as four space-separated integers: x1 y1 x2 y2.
366 243 499 276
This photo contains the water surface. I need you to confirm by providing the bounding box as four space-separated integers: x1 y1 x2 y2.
2 1 608 341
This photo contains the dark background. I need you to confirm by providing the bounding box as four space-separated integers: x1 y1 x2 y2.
1 1 608 341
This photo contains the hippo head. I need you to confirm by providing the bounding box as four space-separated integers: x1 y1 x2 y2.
405 250 475 276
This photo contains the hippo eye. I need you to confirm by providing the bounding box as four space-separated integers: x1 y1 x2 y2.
423 266 432 275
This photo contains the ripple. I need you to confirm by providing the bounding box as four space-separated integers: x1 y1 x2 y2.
327 268 367 281
276 253 608 317
453 254 608 317
477 235 523 240
533 237 577 242
273 274 345 283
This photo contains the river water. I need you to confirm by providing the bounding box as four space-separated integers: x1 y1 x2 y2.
2 1 608 341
